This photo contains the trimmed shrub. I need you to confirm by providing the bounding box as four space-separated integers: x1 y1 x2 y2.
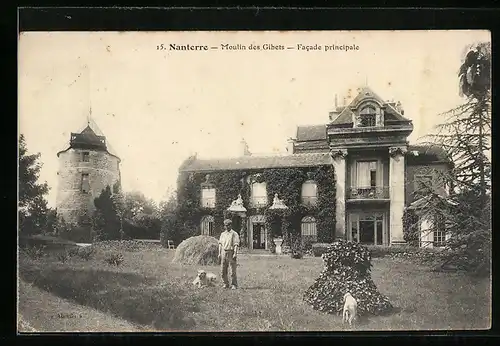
304 240 393 317
67 246 96 261
91 240 162 253
104 253 124 266
21 245 46 260
366 245 444 264
19 234 78 252
57 251 70 263
172 235 219 266
311 243 330 257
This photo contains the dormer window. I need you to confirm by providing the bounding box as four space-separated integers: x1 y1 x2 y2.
359 106 377 127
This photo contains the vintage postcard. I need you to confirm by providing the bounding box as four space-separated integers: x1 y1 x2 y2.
18 30 491 332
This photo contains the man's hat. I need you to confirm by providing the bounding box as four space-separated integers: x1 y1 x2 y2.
223 219 232 225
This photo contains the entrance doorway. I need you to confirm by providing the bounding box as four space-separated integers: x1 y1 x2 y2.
252 223 267 249
349 212 386 245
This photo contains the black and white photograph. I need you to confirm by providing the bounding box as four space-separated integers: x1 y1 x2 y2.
18 29 491 332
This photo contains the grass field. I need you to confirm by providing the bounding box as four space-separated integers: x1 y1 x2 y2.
18 243 491 332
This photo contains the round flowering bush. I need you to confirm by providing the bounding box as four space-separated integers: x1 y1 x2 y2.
303 240 393 316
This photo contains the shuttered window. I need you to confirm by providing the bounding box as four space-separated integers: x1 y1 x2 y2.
301 216 317 242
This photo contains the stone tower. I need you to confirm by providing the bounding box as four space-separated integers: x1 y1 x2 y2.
56 122 121 241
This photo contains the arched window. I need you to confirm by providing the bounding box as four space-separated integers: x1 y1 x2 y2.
251 182 267 207
301 216 317 242
301 180 318 206
358 106 377 127
200 215 215 236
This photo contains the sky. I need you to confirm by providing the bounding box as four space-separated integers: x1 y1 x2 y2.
18 30 491 208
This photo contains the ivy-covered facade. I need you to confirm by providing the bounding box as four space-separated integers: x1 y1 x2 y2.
176 86 453 250
176 154 336 250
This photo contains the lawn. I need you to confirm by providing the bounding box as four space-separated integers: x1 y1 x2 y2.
18 242 491 332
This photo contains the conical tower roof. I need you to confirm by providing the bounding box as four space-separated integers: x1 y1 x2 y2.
57 116 120 160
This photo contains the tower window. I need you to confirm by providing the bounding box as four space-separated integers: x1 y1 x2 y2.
81 173 90 193
82 152 90 162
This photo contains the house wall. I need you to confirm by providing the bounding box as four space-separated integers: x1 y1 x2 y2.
56 148 121 230
405 162 449 206
185 167 335 247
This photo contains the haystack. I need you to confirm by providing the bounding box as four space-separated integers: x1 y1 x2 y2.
172 235 219 265
303 240 393 316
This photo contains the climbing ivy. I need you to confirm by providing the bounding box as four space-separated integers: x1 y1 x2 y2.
171 165 337 247
402 208 421 247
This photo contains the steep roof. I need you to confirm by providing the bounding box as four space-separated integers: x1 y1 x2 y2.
407 144 450 163
407 194 458 211
331 86 411 125
179 152 332 172
57 120 120 160
71 125 106 148
296 124 327 142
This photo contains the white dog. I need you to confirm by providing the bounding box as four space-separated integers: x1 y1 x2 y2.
192 269 217 288
342 292 358 326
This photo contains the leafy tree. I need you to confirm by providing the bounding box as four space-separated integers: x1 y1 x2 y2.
119 190 161 239
157 189 179 246
409 41 491 276
111 182 125 240
92 185 121 241
18 134 50 236
123 191 158 220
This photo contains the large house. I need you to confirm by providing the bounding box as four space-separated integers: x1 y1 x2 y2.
178 87 452 250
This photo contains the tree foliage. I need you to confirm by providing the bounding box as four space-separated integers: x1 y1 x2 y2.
18 134 50 236
409 41 491 276
121 190 161 239
92 185 122 241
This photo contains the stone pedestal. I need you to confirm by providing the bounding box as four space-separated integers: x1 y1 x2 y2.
389 146 407 245
330 148 348 240
274 238 283 254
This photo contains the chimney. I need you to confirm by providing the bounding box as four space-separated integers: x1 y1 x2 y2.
286 138 295 154
395 101 404 115
240 139 251 156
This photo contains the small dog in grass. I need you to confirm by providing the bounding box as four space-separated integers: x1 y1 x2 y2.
342 292 358 326
192 269 217 288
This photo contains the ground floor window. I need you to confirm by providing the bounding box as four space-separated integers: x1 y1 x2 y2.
301 216 318 244
433 230 446 247
419 215 447 248
200 215 215 236
433 215 447 247
349 212 385 245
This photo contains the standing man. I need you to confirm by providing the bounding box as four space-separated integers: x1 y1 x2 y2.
218 219 240 290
